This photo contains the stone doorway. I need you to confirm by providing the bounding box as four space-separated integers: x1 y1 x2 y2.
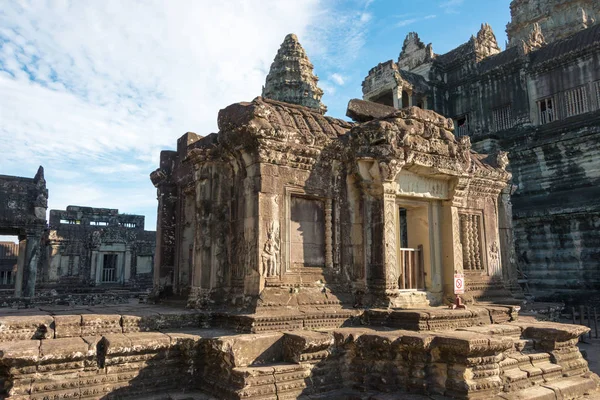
396 199 437 292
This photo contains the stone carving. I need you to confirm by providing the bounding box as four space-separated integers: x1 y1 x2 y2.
261 222 280 278
383 194 398 290
524 22 546 52
489 240 500 274
395 170 449 199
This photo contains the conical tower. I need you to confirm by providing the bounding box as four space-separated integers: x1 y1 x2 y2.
262 34 327 114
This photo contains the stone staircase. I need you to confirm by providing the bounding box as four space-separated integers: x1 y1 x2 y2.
0 308 598 399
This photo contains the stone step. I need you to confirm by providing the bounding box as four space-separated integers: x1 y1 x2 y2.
499 376 599 399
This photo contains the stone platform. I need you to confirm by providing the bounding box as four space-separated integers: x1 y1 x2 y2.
0 304 598 399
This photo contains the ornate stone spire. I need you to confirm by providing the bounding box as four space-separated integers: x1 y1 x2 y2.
474 23 501 61
262 34 327 114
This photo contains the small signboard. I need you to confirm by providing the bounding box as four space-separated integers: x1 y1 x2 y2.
454 273 465 295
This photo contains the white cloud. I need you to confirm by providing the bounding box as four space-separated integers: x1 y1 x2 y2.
330 73 346 85
439 0 464 14
396 14 437 28
396 18 419 28
1 0 375 230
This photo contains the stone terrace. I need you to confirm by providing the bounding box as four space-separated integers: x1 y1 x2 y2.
0 304 598 399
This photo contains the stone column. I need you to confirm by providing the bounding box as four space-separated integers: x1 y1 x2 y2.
428 201 443 298
498 185 518 286
392 86 402 110
20 231 42 298
441 203 463 298
382 191 399 293
14 237 26 297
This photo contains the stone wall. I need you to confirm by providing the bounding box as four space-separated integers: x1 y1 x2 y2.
501 112 600 293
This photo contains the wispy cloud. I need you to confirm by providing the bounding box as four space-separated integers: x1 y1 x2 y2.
439 0 465 14
304 1 374 68
330 73 346 85
396 14 437 28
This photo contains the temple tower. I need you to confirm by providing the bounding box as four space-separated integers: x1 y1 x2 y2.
262 33 327 114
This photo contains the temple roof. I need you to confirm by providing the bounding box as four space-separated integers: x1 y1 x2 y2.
262 34 327 114
217 97 350 150
529 22 600 66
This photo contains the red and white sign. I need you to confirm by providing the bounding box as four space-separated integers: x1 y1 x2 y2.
454 273 465 295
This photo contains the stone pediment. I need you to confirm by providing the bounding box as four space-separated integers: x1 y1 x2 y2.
349 105 472 175
217 96 352 152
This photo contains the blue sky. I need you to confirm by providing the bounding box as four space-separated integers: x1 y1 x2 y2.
0 0 512 235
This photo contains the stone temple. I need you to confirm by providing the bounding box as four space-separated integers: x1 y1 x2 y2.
0 1 599 399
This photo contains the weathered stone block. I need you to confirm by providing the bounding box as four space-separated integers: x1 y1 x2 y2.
282 330 333 362
81 314 122 336
208 332 283 367
53 315 82 338
0 315 54 341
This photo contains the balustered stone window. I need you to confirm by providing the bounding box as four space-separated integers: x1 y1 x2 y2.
454 114 470 137
102 254 118 282
537 97 556 124
459 213 484 271
593 81 600 110
563 85 588 117
492 104 513 131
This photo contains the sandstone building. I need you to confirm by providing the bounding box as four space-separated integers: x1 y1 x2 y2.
152 33 515 310
41 206 156 290
363 0 600 297
0 168 156 298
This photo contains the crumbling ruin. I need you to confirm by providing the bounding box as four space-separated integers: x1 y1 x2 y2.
363 0 600 298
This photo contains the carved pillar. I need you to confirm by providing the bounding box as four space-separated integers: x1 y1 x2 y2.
383 190 398 292
19 230 42 297
441 204 463 297
498 185 518 285
325 199 333 269
392 86 401 110
14 236 26 297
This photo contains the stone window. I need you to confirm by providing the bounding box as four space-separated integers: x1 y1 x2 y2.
459 213 484 271
454 114 469 137
594 81 600 110
102 254 118 282
537 97 555 124
0 270 13 285
290 196 325 268
91 221 108 226
563 85 588 117
492 105 513 131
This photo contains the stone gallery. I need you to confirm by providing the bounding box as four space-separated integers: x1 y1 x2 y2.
0 169 156 299
0 0 599 399
42 206 155 290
